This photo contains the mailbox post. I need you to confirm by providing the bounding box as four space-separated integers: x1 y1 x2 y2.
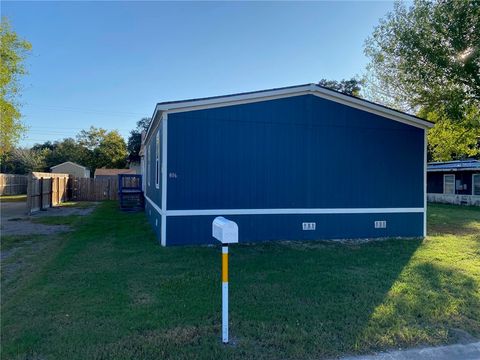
212 217 238 344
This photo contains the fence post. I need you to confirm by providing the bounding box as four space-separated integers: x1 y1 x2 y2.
39 177 43 210
50 177 54 208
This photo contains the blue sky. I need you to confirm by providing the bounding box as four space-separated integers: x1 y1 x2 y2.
4 1 395 147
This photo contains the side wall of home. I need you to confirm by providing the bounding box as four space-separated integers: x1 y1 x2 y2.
144 116 163 240
159 94 425 245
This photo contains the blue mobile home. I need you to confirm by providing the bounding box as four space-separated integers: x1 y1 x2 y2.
142 84 433 246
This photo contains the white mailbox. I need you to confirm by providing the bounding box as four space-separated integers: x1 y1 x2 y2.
212 217 239 244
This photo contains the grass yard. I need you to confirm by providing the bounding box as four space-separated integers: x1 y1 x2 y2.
1 203 479 359
0 194 27 202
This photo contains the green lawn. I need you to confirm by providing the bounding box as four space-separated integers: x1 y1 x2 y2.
0 194 27 202
1 203 479 359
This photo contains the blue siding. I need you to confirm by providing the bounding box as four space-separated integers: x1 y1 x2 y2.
167 95 424 211
144 94 426 245
166 213 424 245
145 124 163 206
145 122 163 244
145 201 162 240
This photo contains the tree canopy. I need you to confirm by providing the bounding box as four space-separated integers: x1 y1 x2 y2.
0 17 31 156
364 0 480 160
317 78 363 97
1 127 128 174
127 117 151 163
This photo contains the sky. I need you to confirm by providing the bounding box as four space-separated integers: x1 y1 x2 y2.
3 1 395 147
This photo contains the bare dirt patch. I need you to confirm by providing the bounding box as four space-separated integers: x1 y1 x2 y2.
1 202 96 236
1 202 98 299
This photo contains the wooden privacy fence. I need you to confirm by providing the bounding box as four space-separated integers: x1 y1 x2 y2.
27 172 70 213
0 174 28 195
71 177 119 201
27 173 138 212
70 176 141 201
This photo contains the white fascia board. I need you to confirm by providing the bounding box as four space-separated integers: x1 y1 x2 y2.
166 207 424 216
144 110 163 146
308 84 433 129
423 129 427 237
157 85 313 113
148 84 432 132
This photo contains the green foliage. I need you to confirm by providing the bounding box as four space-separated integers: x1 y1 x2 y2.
1 127 128 174
1 147 47 174
45 138 90 168
76 126 108 150
364 0 480 114
127 117 151 163
0 17 31 156
421 106 480 161
364 0 480 160
317 78 363 97
93 130 128 169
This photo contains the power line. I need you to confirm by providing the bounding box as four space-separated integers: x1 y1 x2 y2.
24 103 149 117
28 125 132 131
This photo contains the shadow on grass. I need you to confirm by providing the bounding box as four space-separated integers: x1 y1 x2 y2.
2 202 479 359
428 203 480 236
228 239 424 358
357 261 480 353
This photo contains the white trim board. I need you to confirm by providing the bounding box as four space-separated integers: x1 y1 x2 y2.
165 207 425 216
473 174 480 196
161 113 168 246
145 84 433 143
145 194 164 216
443 174 455 194
423 129 427 237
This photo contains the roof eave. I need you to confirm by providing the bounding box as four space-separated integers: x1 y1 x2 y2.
144 84 433 142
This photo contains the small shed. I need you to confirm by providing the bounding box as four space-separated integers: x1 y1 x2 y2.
427 160 480 206
94 168 136 180
51 161 90 178
142 83 433 246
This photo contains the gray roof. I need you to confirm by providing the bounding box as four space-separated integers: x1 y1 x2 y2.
427 160 480 172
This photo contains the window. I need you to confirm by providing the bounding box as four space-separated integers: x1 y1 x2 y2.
443 174 455 194
473 174 480 196
155 132 160 189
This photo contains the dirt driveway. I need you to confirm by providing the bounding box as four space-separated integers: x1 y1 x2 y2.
1 201 96 236
1 201 28 221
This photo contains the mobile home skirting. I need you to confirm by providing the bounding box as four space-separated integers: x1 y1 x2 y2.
145 199 424 245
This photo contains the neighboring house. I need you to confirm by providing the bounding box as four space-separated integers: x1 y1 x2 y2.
51 161 90 178
142 83 433 246
94 168 136 179
427 160 480 206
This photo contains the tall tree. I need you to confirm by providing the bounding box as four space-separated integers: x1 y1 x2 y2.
43 138 91 169
420 105 480 161
127 117 151 163
364 0 480 160
364 0 480 115
2 147 47 174
0 17 32 156
93 130 128 169
317 78 363 97
76 126 108 150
